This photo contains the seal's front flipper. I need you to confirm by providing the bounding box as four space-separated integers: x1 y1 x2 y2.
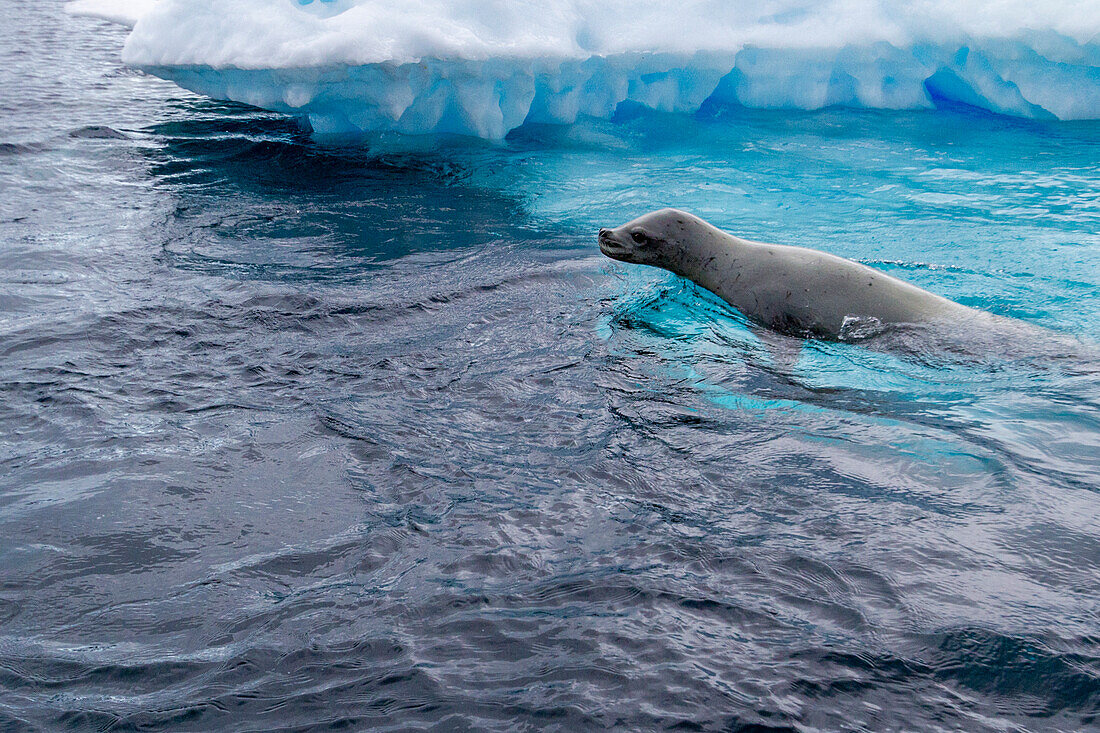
754 329 805 374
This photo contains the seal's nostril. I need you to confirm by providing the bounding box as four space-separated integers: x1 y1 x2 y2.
599 228 610 238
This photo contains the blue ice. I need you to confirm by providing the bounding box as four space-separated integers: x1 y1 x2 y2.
67 0 1100 138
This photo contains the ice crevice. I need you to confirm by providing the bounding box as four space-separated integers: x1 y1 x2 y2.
68 0 1100 139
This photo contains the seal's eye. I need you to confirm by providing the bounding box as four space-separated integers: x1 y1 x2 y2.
631 231 648 244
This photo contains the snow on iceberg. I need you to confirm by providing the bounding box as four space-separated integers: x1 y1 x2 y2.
69 0 1100 138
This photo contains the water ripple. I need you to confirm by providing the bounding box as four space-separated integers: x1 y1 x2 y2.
1 2 1099 731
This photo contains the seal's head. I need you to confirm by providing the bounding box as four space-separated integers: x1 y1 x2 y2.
598 208 711 271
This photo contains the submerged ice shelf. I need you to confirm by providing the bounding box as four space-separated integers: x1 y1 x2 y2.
70 0 1100 138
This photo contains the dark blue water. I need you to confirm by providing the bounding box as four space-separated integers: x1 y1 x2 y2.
3 3 1100 731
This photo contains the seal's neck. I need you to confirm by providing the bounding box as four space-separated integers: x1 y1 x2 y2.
664 226 748 294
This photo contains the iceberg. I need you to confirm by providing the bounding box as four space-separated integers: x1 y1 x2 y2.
69 0 1100 138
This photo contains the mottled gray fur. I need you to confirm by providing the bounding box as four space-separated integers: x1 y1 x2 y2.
599 208 986 339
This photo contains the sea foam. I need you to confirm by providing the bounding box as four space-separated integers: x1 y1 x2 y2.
68 0 1100 138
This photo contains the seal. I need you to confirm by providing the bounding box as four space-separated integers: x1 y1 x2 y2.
598 208 987 340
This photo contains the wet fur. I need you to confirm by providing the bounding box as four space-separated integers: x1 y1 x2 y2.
600 209 992 340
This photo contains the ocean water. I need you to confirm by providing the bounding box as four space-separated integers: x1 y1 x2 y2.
3 2 1100 731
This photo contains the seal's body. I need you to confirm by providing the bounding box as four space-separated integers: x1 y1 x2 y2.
599 209 982 339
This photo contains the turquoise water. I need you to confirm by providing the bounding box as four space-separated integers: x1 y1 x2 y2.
2 3 1099 731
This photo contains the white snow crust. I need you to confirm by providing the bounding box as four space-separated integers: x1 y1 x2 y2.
69 0 1100 138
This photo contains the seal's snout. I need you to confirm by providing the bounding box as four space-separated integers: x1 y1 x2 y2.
599 232 633 263
598 227 625 259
